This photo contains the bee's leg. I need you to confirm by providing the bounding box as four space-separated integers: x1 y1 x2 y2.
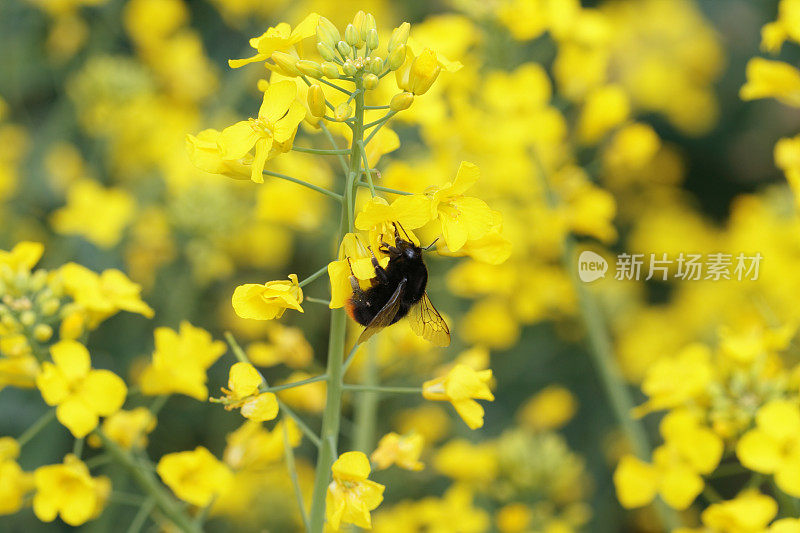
347 258 366 297
367 246 389 283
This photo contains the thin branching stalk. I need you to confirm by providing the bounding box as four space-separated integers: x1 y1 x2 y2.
532 149 681 530
98 432 201 533
308 73 365 533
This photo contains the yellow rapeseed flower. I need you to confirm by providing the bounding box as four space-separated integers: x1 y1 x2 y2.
740 58 800 107
232 273 304 320
326 451 385 530
139 321 226 401
701 490 777 532
50 179 135 248
0 437 33 516
370 432 425 471
185 128 251 180
0 241 44 272
33 454 111 526
736 399 800 497
87 407 156 450
518 385 578 431
423 364 495 429
633 343 713 417
427 161 499 253
58 262 154 328
228 13 319 68
36 340 127 438
157 446 233 507
223 418 301 471
217 81 306 183
215 362 279 422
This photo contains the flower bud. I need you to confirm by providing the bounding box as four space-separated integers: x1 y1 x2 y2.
342 60 357 77
366 28 379 51
388 44 406 71
60 310 85 340
390 91 414 111
345 24 359 47
369 57 383 75
317 42 337 62
40 298 60 316
307 85 326 117
388 22 410 52
33 323 53 343
321 61 340 79
335 103 353 121
365 13 377 36
317 17 340 49
296 60 322 78
363 73 379 89
409 49 441 95
271 51 300 76
337 40 352 59
20 310 35 327
353 11 366 41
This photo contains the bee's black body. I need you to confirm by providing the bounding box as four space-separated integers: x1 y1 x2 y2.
347 238 428 327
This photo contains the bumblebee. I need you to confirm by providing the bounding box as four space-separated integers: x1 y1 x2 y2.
346 224 450 346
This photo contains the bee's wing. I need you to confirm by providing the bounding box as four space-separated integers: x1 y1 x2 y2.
357 279 406 345
408 292 451 347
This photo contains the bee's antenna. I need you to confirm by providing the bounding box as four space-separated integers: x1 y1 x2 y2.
393 221 412 242
423 237 440 251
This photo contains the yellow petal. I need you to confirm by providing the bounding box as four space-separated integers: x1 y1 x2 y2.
737 429 782 473
228 362 262 398
260 81 297 124
251 137 271 183
775 458 800 497
36 362 70 406
241 392 279 421
57 397 99 438
391 195 433 229
613 455 658 509
452 399 485 429
332 451 371 482
272 100 306 144
79 370 127 416
659 464 703 510
50 340 91 382
757 399 800 442
450 161 480 196
218 121 259 160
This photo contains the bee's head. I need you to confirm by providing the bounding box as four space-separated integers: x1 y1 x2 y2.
392 235 421 260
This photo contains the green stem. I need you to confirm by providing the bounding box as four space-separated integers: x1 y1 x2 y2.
225 332 323 448
308 72 365 533
126 497 155 533
283 419 311 531
73 437 84 459
299 265 329 288
258 374 328 394
292 146 350 155
17 408 56 447
262 170 343 202
317 78 353 96
279 402 322 448
364 111 396 145
357 141 376 197
305 297 331 306
353 340 379 453
532 150 681 531
356 181 412 196
343 384 421 394
97 431 201 533
319 122 349 174
342 343 361 373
